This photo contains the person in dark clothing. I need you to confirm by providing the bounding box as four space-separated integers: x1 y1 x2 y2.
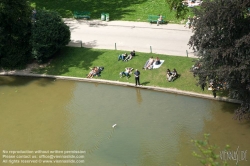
201 83 205 91
130 50 135 57
211 83 217 98
134 69 140 86
212 88 217 98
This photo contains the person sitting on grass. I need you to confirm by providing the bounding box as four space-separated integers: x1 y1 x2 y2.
166 69 172 80
168 68 178 82
118 53 127 61
120 67 133 80
130 50 136 57
155 57 161 65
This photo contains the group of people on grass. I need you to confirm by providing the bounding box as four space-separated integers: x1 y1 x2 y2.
86 50 179 85
118 50 135 62
86 66 104 78
166 68 178 82
142 56 161 70
119 67 141 86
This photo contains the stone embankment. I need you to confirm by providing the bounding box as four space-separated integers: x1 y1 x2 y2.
0 66 240 105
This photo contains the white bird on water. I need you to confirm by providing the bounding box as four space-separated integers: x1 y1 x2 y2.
112 124 117 128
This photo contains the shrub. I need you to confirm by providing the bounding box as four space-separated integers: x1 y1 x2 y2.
31 9 70 63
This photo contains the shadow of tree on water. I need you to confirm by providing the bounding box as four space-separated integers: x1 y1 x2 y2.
219 100 250 127
0 75 55 87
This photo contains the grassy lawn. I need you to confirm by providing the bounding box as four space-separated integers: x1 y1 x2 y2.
34 47 215 96
30 0 194 23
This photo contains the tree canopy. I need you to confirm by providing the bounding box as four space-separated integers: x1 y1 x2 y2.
189 0 250 120
0 0 32 69
166 0 189 19
0 1 70 67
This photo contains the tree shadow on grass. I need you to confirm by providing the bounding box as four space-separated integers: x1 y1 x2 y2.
37 47 104 76
0 47 105 87
31 0 148 19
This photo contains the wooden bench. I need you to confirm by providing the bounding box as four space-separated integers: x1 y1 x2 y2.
147 15 166 24
73 11 90 19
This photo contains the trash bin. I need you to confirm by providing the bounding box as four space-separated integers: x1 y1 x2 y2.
105 13 109 22
101 13 106 21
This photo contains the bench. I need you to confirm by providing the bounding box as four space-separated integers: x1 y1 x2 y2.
73 11 90 19
147 15 166 24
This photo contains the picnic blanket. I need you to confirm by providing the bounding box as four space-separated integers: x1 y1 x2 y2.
153 60 164 69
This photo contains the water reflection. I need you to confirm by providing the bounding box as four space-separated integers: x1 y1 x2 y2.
135 88 142 105
0 76 249 166
65 82 220 165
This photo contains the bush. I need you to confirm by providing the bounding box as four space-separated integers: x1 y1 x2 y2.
31 9 70 63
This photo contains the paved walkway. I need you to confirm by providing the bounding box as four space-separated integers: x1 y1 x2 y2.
65 19 197 57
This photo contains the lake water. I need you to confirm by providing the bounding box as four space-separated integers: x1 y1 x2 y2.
0 76 249 166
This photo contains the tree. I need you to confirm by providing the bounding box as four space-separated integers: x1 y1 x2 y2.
188 0 250 120
166 0 190 19
0 0 32 69
31 9 70 63
191 134 229 166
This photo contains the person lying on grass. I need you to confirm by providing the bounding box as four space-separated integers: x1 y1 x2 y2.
87 66 104 78
124 50 136 61
120 67 133 80
124 53 133 61
87 67 96 78
118 53 127 61
143 57 154 70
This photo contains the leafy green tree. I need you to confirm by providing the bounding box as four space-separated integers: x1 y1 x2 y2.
31 9 70 63
191 134 229 166
166 0 189 19
188 0 250 120
0 0 32 69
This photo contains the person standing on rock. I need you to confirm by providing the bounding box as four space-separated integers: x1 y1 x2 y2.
134 69 140 86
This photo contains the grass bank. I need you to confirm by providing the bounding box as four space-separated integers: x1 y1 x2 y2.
30 0 194 23
34 47 217 96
